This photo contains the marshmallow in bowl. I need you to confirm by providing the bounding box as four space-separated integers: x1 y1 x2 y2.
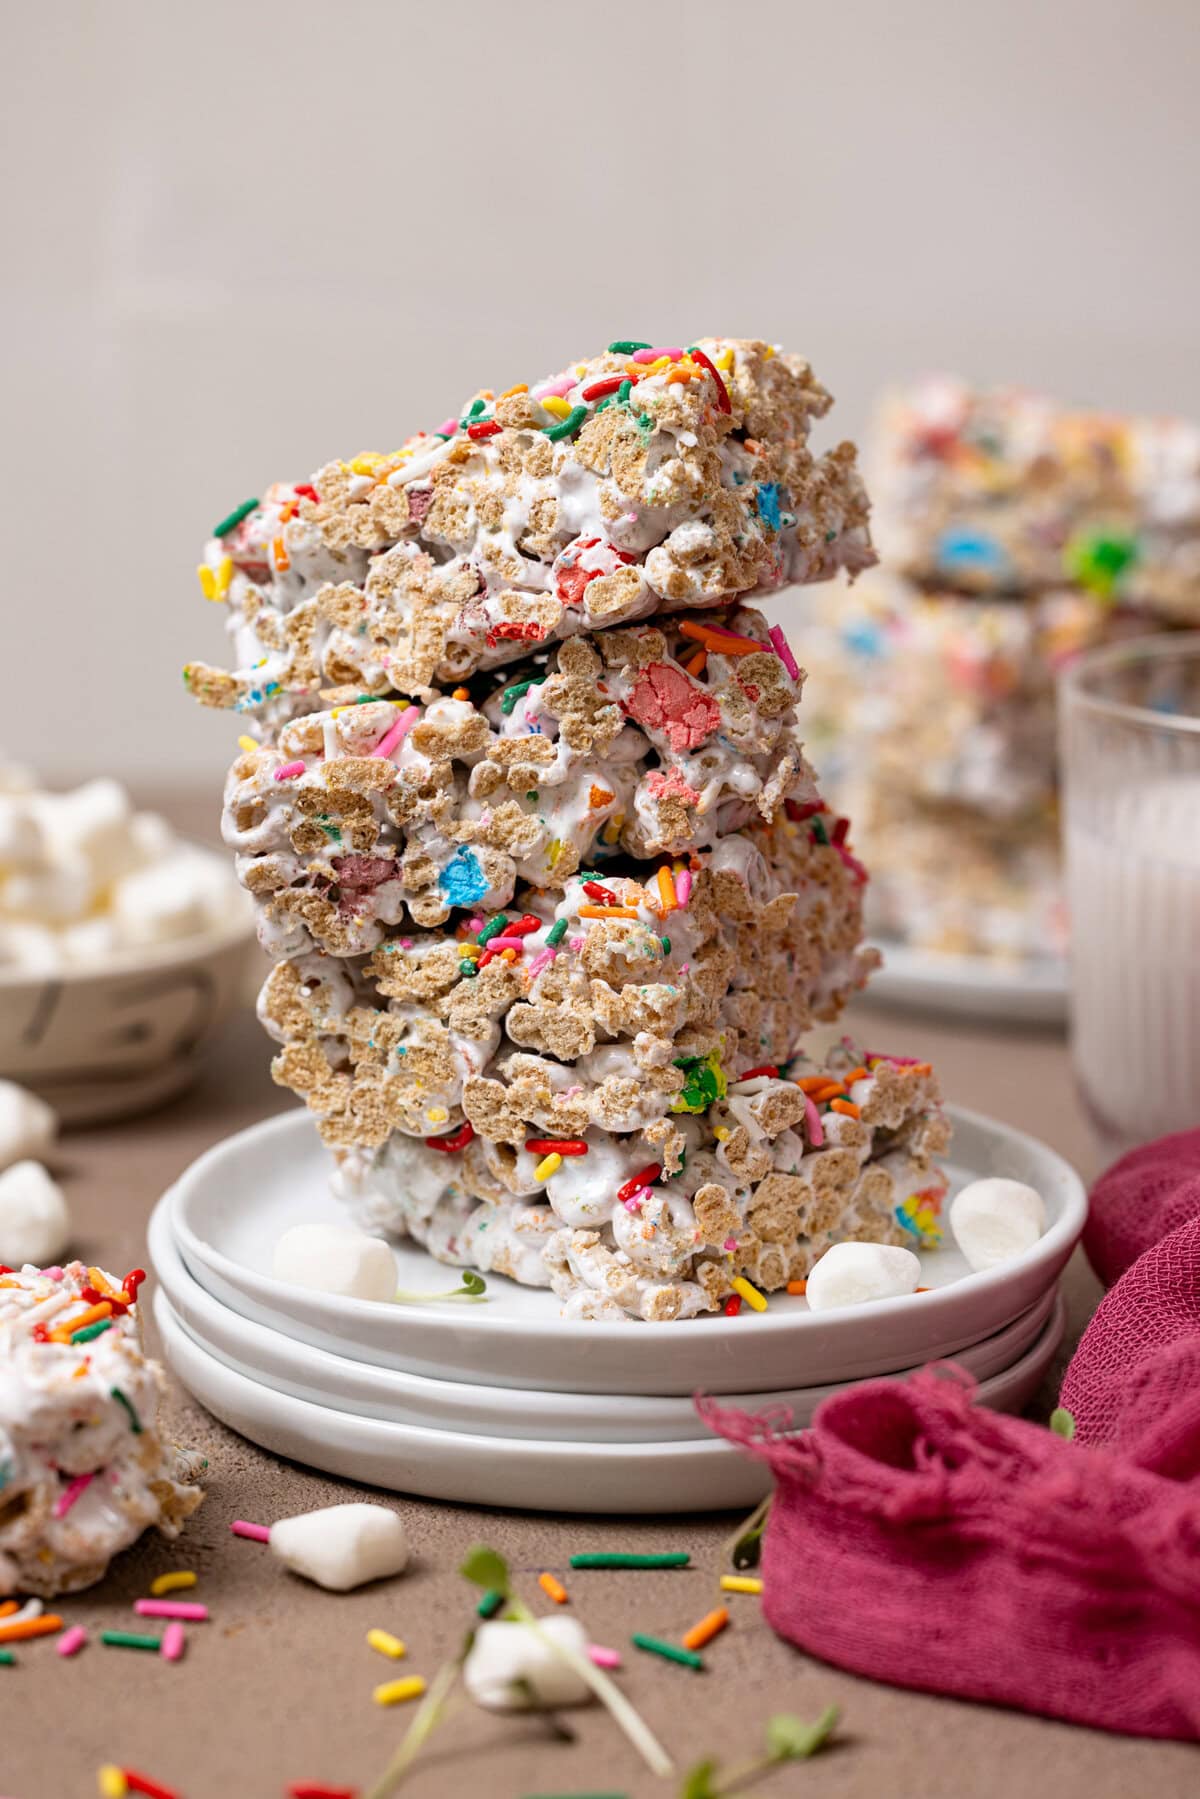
0 761 239 968
272 1221 397 1301
0 1081 57 1172
950 1177 1046 1271
804 1241 922 1311
465 1616 593 1711
0 1161 70 1266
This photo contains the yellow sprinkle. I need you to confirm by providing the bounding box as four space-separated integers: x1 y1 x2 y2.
575 363 587 376
149 1570 197 1597
720 1575 763 1595
715 348 734 372
534 1152 563 1182
367 1628 406 1660
763 345 776 360
197 563 217 601
714 1126 730 1142
731 1276 768 1313
349 452 385 475
97 1769 128 1799
426 1107 449 1125
374 1675 426 1706
237 735 258 754
215 554 233 597
541 395 572 420
458 943 482 959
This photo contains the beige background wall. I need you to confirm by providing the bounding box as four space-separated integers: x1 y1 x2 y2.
4 0 1198 790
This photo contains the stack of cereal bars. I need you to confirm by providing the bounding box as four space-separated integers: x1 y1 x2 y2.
187 338 949 1322
800 378 1200 961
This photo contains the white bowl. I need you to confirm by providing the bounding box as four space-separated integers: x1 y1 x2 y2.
148 1198 1061 1443
164 1104 1086 1395
0 847 258 1123
152 1285 1065 1513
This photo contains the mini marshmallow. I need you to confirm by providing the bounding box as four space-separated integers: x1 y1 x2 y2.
273 1222 397 1301
464 1616 593 1711
950 1178 1046 1272
110 853 215 947
0 1081 57 1172
0 1161 70 1267
269 1503 408 1591
33 778 140 891
804 1241 921 1311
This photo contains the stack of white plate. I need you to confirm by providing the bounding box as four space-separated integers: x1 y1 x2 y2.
149 1106 1086 1513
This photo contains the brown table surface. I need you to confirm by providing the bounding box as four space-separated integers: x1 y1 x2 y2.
9 819 1197 1798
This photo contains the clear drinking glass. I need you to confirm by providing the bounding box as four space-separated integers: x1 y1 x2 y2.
1060 633 1200 1152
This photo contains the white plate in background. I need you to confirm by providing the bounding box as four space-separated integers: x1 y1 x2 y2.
863 938 1068 1026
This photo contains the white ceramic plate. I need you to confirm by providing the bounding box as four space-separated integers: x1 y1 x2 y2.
163 1105 1085 1396
0 848 259 1124
864 938 1068 1025
153 1287 1065 1513
149 1202 1060 1443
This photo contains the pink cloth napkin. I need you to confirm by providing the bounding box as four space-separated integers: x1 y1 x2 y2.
703 1136 1200 1740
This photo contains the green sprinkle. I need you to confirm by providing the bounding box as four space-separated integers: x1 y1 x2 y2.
466 398 487 419
1049 1407 1076 1440
608 341 651 355
212 497 259 538
500 677 543 715
546 918 569 947
459 961 478 979
631 1633 703 1670
810 816 830 845
544 404 587 443
477 914 510 946
101 1631 161 1652
570 1552 690 1569
111 1387 142 1433
476 1588 506 1618
0 1650 14 1666
637 413 653 431
617 379 632 404
660 937 671 954
594 397 614 412
71 1320 113 1345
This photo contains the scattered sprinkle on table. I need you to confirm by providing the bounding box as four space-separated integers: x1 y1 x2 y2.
538 1571 569 1604
720 1575 763 1595
149 1571 197 1597
121 1771 179 1799
477 1588 505 1618
288 1785 358 1799
631 1632 704 1671
56 1624 88 1657
97 1768 127 1798
230 1518 271 1542
135 1599 208 1622
569 1552 690 1570
0 1649 15 1666
0 1612 62 1644
587 1644 622 1669
160 1622 186 1662
682 1607 729 1652
0 1600 18 1619
367 1628 406 1659
100 1631 161 1652
373 1675 427 1706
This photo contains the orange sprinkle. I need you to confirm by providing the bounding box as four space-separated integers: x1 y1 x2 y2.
840 1066 869 1086
682 1606 729 1652
0 1613 63 1644
578 905 638 920
910 1063 933 1076
272 534 290 572
786 1279 807 1296
49 1300 112 1342
279 500 297 523
796 1077 844 1099
655 866 677 916
829 1099 861 1119
0 1601 17 1619
915 1286 931 1293
538 1572 569 1605
588 785 615 809
452 686 470 701
682 647 708 676
679 621 763 657
500 383 529 398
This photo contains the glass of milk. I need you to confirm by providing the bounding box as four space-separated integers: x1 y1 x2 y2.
1061 634 1200 1152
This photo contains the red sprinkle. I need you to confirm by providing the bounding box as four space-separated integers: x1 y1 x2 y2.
123 1773 180 1799
524 1139 589 1157
507 914 543 936
288 1787 358 1799
582 881 619 905
724 1295 743 1317
831 817 850 845
467 419 502 440
689 347 732 414
616 1164 662 1205
426 1121 475 1154
784 799 823 823
581 375 627 401
123 1269 147 1303
31 1323 50 1342
738 1065 779 1081
294 483 320 504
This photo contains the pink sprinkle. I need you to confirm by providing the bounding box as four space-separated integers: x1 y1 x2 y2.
832 841 869 885
42 1266 64 1281
230 1519 271 1543
468 916 485 933
370 704 420 760
863 1050 920 1066
160 1621 187 1662
56 1626 87 1658
632 346 682 364
569 935 585 952
674 867 692 907
588 1643 622 1669
486 936 526 952
768 624 801 682
435 417 459 436
399 937 414 949
723 1236 739 1252
533 375 576 400
273 760 306 781
53 1472 94 1519
622 1189 648 1213
135 1600 208 1622
526 947 555 980
802 1092 824 1148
